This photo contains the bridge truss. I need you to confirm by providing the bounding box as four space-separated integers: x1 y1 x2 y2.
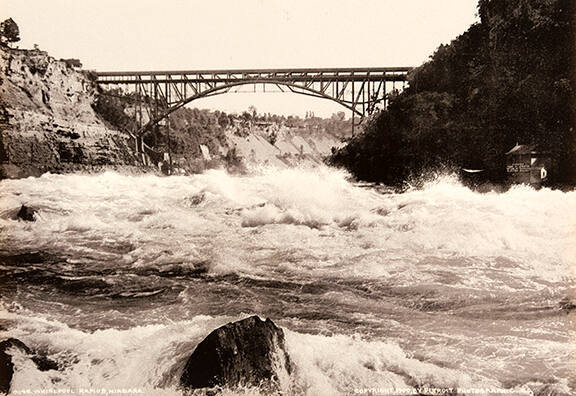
96 67 412 136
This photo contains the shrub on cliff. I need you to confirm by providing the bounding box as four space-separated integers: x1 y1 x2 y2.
92 88 136 132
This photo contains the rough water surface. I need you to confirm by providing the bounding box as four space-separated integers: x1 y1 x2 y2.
0 168 574 395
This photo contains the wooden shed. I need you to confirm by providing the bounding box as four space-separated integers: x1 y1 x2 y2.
505 144 550 185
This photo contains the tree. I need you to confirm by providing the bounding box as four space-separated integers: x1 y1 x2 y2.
62 58 82 68
332 111 346 121
0 18 20 46
91 88 135 131
241 111 252 121
218 111 229 127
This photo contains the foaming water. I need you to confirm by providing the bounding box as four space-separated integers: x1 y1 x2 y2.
0 167 575 395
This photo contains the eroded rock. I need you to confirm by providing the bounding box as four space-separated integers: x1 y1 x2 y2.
180 316 291 391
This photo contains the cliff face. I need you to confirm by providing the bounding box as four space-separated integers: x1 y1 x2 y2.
133 105 347 173
223 122 343 169
166 120 345 173
0 45 346 178
0 46 138 179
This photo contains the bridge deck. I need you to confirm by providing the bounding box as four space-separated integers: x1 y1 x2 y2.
96 67 413 84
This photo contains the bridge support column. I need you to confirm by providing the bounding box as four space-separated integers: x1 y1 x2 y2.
166 114 172 175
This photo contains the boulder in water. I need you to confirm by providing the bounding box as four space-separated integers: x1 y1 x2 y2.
0 338 29 394
0 338 59 394
180 316 291 391
17 205 37 221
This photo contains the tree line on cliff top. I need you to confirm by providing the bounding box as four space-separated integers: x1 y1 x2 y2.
330 0 575 187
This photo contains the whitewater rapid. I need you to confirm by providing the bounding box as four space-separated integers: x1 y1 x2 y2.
0 167 574 395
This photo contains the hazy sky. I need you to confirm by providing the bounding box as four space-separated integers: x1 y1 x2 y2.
0 0 479 116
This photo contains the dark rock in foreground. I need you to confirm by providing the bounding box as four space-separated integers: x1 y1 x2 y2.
0 338 29 394
0 338 59 394
17 205 37 221
180 316 291 391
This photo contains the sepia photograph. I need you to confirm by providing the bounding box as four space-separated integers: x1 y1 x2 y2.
0 1 574 395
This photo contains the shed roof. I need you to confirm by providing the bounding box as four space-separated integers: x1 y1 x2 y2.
505 143 537 155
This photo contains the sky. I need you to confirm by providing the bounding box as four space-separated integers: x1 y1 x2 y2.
0 0 479 117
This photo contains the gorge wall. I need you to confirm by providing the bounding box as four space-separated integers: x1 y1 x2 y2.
163 111 346 173
0 45 347 179
330 0 575 187
0 46 140 179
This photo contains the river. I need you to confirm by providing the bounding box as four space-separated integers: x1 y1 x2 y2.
0 167 574 395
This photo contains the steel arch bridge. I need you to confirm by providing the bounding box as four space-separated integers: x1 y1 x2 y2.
95 67 413 136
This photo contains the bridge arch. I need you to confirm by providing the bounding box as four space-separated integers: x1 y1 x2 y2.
137 79 380 136
96 67 412 138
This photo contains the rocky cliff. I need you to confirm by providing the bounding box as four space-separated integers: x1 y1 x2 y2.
0 46 138 179
223 121 343 168
0 45 348 178
148 108 348 174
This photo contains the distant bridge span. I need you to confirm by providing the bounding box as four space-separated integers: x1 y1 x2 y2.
95 67 413 136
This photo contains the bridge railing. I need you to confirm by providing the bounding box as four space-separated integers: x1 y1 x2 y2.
96 67 412 81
